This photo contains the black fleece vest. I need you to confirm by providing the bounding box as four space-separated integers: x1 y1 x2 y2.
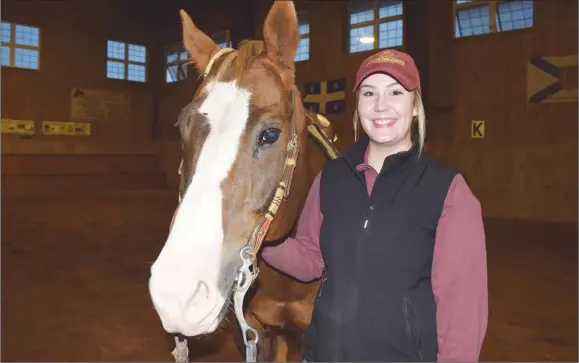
302 136 459 362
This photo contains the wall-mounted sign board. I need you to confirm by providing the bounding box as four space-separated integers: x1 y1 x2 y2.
42 121 91 136
1 119 35 135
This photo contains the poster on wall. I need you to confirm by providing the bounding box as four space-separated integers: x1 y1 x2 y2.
527 54 578 104
1 119 35 135
70 87 131 122
42 121 91 136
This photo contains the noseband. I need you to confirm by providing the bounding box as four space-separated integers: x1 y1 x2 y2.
172 47 300 363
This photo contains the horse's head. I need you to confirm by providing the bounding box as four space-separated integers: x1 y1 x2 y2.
149 1 308 336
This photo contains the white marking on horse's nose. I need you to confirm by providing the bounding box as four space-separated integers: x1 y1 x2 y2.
149 80 251 337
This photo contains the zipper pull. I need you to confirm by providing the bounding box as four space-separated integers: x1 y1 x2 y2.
363 205 374 229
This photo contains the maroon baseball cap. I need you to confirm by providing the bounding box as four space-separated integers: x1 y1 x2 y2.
352 49 421 95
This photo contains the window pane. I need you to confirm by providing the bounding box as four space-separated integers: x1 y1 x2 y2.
107 40 125 60
166 65 178 83
107 60 124 79
497 0 533 32
14 48 38 69
379 1 403 19
295 37 309 62
1 22 11 43
379 19 403 49
179 50 188 61
167 51 178 64
350 2 374 25
128 63 146 82
350 25 374 53
456 5 490 37
1 45 10 66
128 44 146 63
14 25 39 47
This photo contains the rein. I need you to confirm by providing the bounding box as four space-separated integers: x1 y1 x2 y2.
172 47 300 363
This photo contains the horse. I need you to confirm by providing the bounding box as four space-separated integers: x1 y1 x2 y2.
148 1 340 361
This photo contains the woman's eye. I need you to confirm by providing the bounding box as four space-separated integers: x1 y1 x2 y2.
258 127 281 147
363 91 374 97
391 90 403 96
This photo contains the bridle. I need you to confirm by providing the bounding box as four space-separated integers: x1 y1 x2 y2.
171 47 301 363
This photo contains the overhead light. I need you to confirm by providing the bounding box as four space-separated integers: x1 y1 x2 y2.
359 36 374 44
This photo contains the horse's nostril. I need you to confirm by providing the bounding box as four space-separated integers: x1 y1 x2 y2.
189 280 211 307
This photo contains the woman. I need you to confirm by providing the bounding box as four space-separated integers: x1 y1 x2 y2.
261 49 488 362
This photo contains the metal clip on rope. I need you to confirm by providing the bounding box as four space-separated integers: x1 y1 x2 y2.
234 246 260 362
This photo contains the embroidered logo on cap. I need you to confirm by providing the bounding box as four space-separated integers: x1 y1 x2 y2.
367 50 405 66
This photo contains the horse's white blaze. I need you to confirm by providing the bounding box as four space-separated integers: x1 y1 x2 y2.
149 80 250 336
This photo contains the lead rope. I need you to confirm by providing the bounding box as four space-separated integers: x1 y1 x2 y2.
230 134 299 362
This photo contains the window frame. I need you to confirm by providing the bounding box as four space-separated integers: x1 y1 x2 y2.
453 0 534 38
105 39 148 83
347 0 404 54
1 21 41 70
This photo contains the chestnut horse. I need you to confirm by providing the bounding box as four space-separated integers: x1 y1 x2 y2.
149 1 339 361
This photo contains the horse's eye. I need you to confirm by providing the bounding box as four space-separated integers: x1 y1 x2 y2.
258 127 281 147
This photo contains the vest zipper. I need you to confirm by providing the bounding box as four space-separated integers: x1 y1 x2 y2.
363 205 374 228
342 203 374 359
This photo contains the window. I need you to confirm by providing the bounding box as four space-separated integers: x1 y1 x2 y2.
166 43 188 83
1 22 40 69
106 40 147 82
295 12 310 62
348 0 403 53
454 0 533 38
212 30 231 48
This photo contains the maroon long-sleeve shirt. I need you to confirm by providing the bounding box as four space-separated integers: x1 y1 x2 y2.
262 151 488 362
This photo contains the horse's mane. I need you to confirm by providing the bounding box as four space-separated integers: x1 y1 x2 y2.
211 40 266 84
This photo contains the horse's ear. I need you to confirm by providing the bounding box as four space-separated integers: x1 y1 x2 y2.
263 1 299 79
180 10 220 75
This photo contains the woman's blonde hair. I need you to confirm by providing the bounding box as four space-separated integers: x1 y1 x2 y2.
353 89 426 155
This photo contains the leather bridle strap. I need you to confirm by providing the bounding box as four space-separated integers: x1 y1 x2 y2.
243 90 299 259
203 47 235 78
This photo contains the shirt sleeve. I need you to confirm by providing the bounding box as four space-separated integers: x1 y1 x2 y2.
260 172 325 282
432 173 489 362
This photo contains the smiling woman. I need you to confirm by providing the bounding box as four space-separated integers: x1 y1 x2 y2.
261 48 489 362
